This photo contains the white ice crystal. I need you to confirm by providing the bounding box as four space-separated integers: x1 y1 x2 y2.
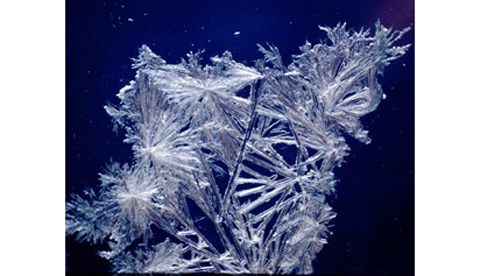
66 22 410 274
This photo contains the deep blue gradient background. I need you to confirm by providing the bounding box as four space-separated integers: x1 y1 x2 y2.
66 0 414 274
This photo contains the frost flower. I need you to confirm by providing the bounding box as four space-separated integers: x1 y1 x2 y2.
67 22 409 274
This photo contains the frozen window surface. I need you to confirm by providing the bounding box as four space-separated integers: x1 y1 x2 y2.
66 22 409 274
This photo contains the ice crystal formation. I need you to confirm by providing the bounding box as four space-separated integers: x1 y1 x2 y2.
66 23 410 274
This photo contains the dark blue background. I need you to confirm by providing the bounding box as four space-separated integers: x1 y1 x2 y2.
66 0 414 274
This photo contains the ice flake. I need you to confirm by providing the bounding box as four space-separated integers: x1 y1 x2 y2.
66 22 409 274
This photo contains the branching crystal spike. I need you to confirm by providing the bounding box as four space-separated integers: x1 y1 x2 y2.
66 22 410 274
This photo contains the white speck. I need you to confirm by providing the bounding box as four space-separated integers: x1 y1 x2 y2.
201 26 205 30
143 12 148 16
207 39 211 43
184 30 188 33
402 63 406 67
128 18 134 22
234 31 241 36
289 21 292 25
382 94 387 100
